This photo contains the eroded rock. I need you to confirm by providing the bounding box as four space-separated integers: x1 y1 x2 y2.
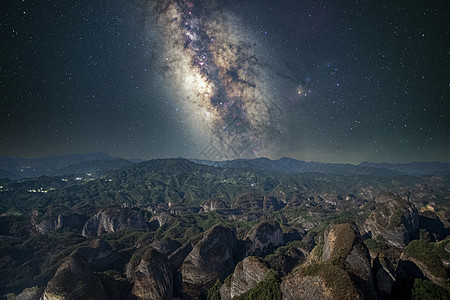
42 253 107 300
82 206 147 237
220 257 270 300
363 193 418 247
181 225 237 297
131 249 173 300
246 221 283 256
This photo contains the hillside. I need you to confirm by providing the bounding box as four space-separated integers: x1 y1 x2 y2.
0 157 449 299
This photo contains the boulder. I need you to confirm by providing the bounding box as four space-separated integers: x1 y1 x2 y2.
264 245 306 276
151 238 182 255
181 225 237 297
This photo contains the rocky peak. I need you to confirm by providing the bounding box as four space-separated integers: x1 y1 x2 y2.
220 256 270 300
363 193 419 247
322 223 375 293
131 249 173 300
202 198 227 212
231 193 284 212
70 239 120 271
281 223 376 300
42 253 107 300
181 225 237 298
82 206 147 237
246 220 284 256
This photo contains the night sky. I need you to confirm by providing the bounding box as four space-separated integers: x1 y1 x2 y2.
1 0 449 163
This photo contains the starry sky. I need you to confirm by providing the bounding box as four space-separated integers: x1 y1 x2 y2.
1 0 449 163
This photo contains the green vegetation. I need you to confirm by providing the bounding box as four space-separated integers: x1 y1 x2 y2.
404 239 448 278
387 208 404 229
235 271 281 300
206 279 222 300
301 263 360 299
326 224 357 268
364 238 388 252
412 279 449 300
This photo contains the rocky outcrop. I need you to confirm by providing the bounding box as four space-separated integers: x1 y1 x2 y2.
264 245 306 276
71 239 120 271
15 286 43 300
35 213 85 234
151 239 182 255
181 225 237 297
373 254 396 299
281 275 333 300
42 253 107 300
231 194 284 212
397 239 450 293
169 242 193 272
220 256 270 300
362 193 418 247
82 206 147 237
131 249 173 300
202 198 227 212
322 223 376 298
246 221 283 256
281 223 376 300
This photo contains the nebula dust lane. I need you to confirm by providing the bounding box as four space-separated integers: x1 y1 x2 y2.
146 0 286 159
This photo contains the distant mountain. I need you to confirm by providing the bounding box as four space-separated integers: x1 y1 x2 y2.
1 153 448 180
0 169 18 180
359 161 450 176
190 157 405 177
53 158 134 176
0 152 125 179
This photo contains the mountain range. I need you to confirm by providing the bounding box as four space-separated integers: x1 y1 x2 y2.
2 152 448 179
1 153 449 299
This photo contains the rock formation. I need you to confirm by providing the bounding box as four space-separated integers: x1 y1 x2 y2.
42 253 107 300
246 221 284 256
220 256 270 300
71 239 120 271
82 206 147 236
281 223 376 300
202 198 227 212
231 194 284 212
363 193 419 247
181 225 237 297
373 253 396 299
35 213 85 234
131 249 173 300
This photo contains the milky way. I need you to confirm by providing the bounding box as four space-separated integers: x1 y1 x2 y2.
145 0 286 159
